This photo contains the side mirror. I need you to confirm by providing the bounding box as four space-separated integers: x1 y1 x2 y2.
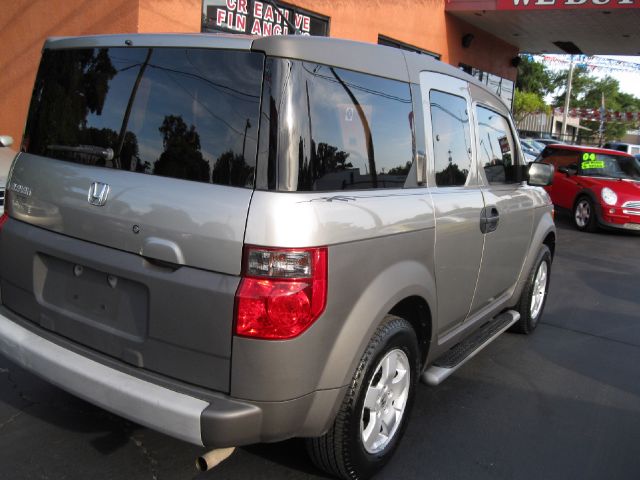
0 135 13 148
528 162 554 187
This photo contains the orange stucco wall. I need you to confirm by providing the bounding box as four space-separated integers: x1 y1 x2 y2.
0 1 139 145
294 0 519 79
0 0 203 144
138 0 201 33
0 0 518 145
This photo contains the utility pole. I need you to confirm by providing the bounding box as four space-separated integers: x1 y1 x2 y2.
561 56 575 142
598 91 605 147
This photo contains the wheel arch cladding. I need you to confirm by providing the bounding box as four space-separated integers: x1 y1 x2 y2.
389 296 432 369
543 231 556 259
317 259 436 391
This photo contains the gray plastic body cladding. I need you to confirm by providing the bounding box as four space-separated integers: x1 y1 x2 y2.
0 305 341 447
0 310 209 446
8 154 251 275
0 218 236 392
200 386 348 446
0 305 339 447
235 189 436 402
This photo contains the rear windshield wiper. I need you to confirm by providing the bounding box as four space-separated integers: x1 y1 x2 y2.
47 144 114 161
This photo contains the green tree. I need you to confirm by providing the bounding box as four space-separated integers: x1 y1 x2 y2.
516 56 553 97
154 115 210 182
513 89 550 124
573 75 638 142
550 65 595 108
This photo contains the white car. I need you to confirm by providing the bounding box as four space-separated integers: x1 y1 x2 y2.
0 135 17 215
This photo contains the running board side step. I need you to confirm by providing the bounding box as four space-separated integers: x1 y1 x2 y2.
421 310 520 386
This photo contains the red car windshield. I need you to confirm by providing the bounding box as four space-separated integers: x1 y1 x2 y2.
579 153 640 180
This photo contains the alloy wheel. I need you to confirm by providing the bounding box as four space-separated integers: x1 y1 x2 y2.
360 349 410 454
575 199 591 228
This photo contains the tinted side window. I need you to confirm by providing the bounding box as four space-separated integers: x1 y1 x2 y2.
541 150 579 169
24 48 264 188
429 91 472 187
476 106 521 184
260 58 415 191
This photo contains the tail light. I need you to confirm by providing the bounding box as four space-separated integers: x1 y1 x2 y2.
234 246 328 340
0 212 7 231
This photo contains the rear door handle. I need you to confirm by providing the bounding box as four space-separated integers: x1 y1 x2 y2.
480 206 500 234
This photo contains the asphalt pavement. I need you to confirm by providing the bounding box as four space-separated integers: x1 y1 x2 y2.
1 212 639 480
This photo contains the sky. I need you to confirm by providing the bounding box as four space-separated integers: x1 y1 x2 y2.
595 56 640 98
540 55 640 99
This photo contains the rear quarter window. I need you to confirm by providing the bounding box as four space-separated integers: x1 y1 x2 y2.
260 58 415 191
24 47 264 188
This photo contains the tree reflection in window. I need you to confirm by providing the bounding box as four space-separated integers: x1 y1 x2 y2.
476 106 519 184
24 47 263 188
261 58 415 191
430 90 472 187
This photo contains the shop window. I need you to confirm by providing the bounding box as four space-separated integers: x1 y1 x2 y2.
202 0 329 36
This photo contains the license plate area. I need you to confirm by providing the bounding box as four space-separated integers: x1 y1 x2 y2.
35 253 148 341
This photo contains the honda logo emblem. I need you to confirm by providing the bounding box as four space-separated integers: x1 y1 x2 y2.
88 182 110 206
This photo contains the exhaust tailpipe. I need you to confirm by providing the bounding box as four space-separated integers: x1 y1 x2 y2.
195 447 236 472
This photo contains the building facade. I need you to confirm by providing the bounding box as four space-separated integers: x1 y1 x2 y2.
0 0 520 144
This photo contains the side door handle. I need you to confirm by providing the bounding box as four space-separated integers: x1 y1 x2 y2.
480 206 500 234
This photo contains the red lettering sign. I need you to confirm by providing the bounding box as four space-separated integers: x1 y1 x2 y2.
264 4 274 21
236 14 246 31
496 0 637 9
250 18 262 34
253 0 263 18
205 0 327 37
216 9 226 26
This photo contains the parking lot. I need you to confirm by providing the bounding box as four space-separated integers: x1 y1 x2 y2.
1 212 639 480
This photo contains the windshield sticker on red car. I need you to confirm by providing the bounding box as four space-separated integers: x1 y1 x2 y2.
581 153 604 169
582 160 605 169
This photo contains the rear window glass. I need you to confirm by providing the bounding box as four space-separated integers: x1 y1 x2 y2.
260 58 415 191
24 47 264 188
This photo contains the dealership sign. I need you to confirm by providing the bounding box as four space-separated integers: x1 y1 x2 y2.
497 0 637 8
202 0 329 36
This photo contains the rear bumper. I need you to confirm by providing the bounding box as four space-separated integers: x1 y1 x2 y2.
0 308 345 447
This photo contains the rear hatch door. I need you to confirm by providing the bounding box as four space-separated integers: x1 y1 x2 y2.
3 39 264 392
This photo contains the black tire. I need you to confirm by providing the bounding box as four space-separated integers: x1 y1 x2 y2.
573 196 598 232
510 245 552 334
306 315 420 480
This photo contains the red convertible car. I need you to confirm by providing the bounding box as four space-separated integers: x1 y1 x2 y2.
538 144 640 232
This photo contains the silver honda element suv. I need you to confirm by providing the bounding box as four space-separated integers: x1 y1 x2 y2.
0 33 555 479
